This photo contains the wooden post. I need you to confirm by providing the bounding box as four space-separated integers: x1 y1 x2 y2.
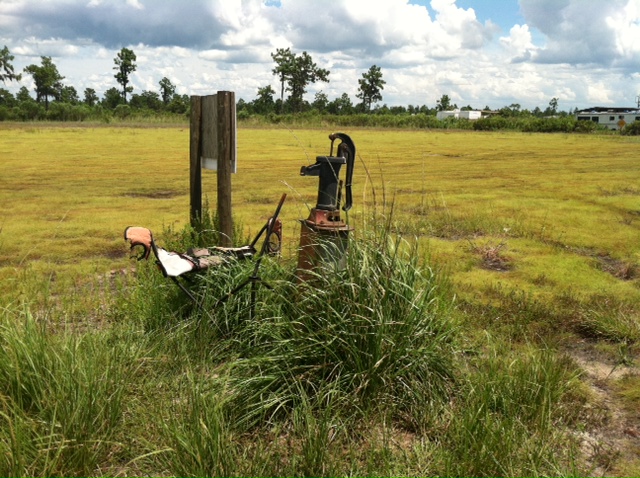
216 91 234 247
189 91 236 247
189 95 202 227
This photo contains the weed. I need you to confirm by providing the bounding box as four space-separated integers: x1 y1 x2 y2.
467 239 511 271
0 308 142 476
208 235 458 430
157 378 237 477
578 298 640 343
438 343 584 476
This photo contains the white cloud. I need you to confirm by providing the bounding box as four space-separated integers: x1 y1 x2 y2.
431 0 488 49
199 50 228 62
2 0 639 110
126 0 144 9
587 82 615 104
606 1 640 61
13 37 80 58
500 24 536 61
520 0 640 67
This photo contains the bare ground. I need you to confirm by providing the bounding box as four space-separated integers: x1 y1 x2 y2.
565 339 640 477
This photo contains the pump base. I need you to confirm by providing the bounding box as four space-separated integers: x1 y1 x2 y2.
296 209 352 280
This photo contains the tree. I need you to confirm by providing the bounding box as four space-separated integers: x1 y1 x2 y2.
356 65 385 112
271 49 329 113
436 94 456 111
60 85 79 104
312 91 329 112
83 88 99 107
498 103 521 117
16 86 32 103
287 51 329 112
130 90 162 110
0 88 15 107
159 77 176 105
114 47 137 102
252 85 276 114
327 93 353 115
1 46 21 84
102 87 123 109
23 56 64 109
271 47 295 111
546 97 559 115
167 94 189 114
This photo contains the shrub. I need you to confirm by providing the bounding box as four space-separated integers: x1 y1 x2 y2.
215 235 458 429
114 104 132 119
621 120 640 136
45 102 91 121
574 119 598 133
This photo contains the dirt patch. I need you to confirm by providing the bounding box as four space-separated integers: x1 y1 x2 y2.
123 190 181 199
569 247 637 281
102 248 128 260
598 187 640 197
564 339 640 476
596 255 638 281
468 240 512 271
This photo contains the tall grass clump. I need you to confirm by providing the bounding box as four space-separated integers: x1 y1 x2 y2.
0 307 140 476
438 343 583 477
217 234 459 430
157 378 238 477
579 299 640 343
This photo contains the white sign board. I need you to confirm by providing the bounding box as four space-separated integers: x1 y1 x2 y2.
201 94 237 173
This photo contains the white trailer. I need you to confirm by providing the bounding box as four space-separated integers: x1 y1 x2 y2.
436 109 483 121
575 107 640 130
459 110 482 120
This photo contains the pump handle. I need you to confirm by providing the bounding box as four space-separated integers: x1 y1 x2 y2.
329 133 355 211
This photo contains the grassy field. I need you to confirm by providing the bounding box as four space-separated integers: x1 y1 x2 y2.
2 125 639 316
1 123 639 476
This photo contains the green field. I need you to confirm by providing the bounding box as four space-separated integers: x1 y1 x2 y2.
1 124 639 476
2 125 639 305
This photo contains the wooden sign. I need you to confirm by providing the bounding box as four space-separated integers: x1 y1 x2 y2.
200 94 237 173
189 91 236 246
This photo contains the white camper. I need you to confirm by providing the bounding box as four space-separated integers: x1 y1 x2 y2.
575 107 640 130
436 109 482 121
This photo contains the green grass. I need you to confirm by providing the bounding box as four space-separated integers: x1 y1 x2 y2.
0 308 142 476
1 124 639 476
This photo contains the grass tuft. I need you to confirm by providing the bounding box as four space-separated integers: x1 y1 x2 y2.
0 307 141 476
209 234 458 430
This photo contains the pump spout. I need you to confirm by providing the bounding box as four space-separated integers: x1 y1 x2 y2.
300 163 321 176
299 133 355 213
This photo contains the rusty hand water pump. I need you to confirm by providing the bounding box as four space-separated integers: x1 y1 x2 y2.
297 132 356 277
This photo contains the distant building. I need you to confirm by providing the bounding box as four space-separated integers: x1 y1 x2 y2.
436 109 483 121
575 106 640 130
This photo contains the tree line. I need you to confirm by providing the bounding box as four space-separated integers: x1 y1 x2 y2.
2 44 636 135
0 45 392 120
0 46 190 121
0 45 384 120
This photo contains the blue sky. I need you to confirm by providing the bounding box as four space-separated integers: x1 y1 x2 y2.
1 0 639 111
416 0 523 30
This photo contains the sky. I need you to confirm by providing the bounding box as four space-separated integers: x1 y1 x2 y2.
1 0 639 111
